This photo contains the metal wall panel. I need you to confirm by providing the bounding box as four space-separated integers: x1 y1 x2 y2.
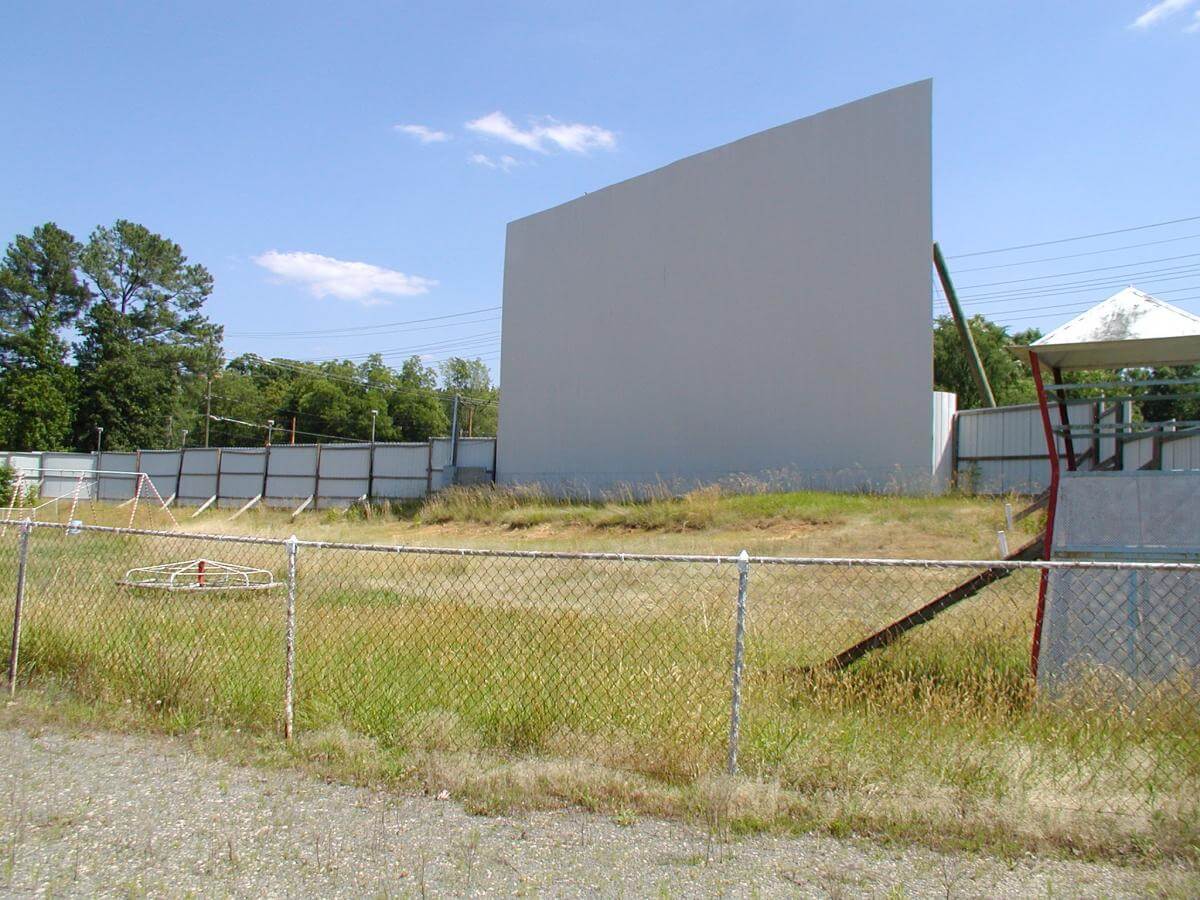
138 450 182 500
372 443 431 499
218 449 266 504
317 445 370 505
265 446 318 505
96 452 138 500
178 449 220 503
40 453 96 498
1163 433 1200 471
955 400 1094 494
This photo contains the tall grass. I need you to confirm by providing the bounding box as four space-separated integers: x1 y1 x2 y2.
2 524 1197 858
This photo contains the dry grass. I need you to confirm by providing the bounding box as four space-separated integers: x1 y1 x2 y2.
1 491 1196 863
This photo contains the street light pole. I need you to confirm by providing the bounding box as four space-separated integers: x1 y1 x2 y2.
370 409 378 444
95 426 104 453
266 419 275 447
181 429 189 449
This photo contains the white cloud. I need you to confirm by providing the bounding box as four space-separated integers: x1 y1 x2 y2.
469 153 519 172
465 111 616 154
394 123 451 143
1130 0 1198 29
253 251 436 306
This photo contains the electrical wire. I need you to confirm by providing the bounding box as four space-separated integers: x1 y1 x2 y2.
951 232 1200 273
946 215 1200 259
225 305 501 338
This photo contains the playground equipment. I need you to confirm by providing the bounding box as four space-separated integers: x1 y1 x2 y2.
117 558 281 592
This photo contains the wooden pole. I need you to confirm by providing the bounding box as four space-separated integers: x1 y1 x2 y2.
934 242 996 408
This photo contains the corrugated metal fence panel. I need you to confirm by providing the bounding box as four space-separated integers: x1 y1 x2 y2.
455 438 497 471
41 452 96 499
179 449 220 503
96 452 138 500
265 445 318 505
218 449 266 504
1163 433 1200 471
138 450 182 500
317 444 371 506
372 443 431 499
956 400 1093 494
931 391 955 491
4 453 42 483
429 438 453 491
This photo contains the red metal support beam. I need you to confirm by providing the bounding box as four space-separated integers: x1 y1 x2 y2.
1029 351 1060 679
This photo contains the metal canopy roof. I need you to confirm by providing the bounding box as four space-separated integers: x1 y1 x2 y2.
1010 287 1200 370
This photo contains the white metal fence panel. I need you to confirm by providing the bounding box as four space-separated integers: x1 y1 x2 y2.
932 391 955 491
372 443 430 499
138 450 182 500
265 445 318 506
218 449 267 504
317 444 371 506
179 449 220 503
955 400 1096 494
40 452 95 499
96 452 138 500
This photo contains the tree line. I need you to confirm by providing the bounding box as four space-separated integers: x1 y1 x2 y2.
0 221 498 452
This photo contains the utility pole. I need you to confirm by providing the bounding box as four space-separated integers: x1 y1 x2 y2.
934 242 995 408
95 426 104 453
204 374 214 448
370 409 378 444
367 409 378 502
181 429 189 449
449 394 461 468
266 419 275 447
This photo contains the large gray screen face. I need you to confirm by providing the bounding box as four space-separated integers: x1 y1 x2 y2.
497 81 932 494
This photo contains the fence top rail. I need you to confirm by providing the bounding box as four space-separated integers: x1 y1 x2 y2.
16 520 1200 571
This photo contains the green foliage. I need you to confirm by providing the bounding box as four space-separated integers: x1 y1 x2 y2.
0 223 89 450
440 355 498 436
933 315 1041 409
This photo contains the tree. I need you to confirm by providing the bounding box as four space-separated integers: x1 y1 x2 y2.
933 315 1041 409
0 223 90 449
439 356 498 436
74 221 221 448
72 302 178 450
391 356 449 440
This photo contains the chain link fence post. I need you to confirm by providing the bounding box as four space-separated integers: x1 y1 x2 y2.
7 519 32 697
727 549 750 774
283 535 299 740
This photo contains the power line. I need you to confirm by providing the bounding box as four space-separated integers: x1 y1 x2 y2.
205 414 365 444
230 314 502 342
957 266 1200 305
226 305 502 338
951 232 1200 273
994 293 1200 324
946 215 1200 259
955 251 1200 290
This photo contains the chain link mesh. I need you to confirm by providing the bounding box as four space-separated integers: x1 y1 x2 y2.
3 522 1198 834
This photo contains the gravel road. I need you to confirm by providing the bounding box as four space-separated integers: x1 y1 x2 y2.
0 724 1184 897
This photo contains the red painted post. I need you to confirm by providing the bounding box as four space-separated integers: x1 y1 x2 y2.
1029 351 1060 679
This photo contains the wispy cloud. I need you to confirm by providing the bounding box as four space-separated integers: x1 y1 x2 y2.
253 251 436 306
1187 9 1200 30
394 123 451 143
1129 0 1199 29
469 153 519 172
465 111 616 154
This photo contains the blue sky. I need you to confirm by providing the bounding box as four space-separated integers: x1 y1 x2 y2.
4 1 1199 378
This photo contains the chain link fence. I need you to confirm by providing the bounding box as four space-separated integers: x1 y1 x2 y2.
3 521 1199 836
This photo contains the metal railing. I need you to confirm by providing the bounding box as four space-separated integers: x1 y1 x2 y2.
3 520 1199 831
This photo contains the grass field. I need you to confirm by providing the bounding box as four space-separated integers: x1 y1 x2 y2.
2 486 1198 863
